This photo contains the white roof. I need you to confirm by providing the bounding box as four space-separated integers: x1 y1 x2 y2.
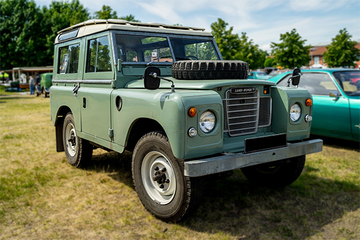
55 19 213 44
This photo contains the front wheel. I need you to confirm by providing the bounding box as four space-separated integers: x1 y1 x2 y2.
62 113 92 168
132 131 202 222
241 155 306 188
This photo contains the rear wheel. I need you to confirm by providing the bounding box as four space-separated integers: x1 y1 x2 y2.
62 113 92 168
132 131 202 222
241 156 305 188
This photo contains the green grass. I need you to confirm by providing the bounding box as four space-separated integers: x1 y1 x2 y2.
0 93 359 239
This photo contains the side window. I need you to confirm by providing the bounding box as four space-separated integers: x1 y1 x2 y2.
278 73 337 95
58 44 80 74
86 36 112 72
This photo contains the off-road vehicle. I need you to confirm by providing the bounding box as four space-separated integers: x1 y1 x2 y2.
50 19 323 222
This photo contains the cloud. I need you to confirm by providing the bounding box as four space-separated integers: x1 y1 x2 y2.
287 0 352 12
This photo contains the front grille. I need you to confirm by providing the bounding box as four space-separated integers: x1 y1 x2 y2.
223 88 271 137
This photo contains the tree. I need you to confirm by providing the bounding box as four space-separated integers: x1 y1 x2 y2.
94 5 117 19
119 14 140 22
264 57 276 68
323 28 360 68
211 19 266 68
238 32 267 69
271 29 311 69
0 0 47 69
211 18 241 60
42 0 90 63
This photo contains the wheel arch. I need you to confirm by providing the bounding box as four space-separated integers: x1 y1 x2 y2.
55 106 72 152
125 118 166 152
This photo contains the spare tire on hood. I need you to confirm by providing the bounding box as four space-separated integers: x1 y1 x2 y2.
172 60 249 80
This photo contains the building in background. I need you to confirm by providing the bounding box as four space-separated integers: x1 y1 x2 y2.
309 40 360 68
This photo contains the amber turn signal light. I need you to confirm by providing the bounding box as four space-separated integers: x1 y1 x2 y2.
188 107 197 117
305 98 312 106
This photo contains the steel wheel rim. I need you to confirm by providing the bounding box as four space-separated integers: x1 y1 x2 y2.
141 151 176 205
65 122 77 157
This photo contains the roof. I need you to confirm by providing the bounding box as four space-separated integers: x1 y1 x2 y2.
310 46 327 56
12 66 53 72
56 19 212 43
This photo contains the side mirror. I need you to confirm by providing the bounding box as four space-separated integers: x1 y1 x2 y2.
287 68 301 87
329 90 340 101
144 67 161 90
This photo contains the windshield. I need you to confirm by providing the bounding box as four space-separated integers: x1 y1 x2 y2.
169 38 219 61
256 72 266 76
332 71 360 96
115 33 220 64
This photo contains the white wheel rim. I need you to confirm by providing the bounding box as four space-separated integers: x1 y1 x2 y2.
141 151 176 205
65 122 77 157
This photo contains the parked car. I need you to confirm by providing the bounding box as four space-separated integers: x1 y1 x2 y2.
248 71 270 80
269 69 360 142
349 72 360 90
40 73 53 97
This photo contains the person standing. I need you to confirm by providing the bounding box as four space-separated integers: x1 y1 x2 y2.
35 72 41 96
29 75 35 95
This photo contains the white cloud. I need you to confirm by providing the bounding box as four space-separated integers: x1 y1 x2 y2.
287 0 351 12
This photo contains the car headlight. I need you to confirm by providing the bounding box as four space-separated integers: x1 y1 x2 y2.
199 111 216 133
290 103 301 122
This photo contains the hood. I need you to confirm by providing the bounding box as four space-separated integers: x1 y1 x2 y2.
126 78 275 90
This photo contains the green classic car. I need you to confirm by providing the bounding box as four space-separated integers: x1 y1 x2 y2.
269 69 360 142
40 73 53 97
50 19 323 222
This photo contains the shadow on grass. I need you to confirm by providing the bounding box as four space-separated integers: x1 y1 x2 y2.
83 150 359 240
85 150 133 188
311 134 359 152
182 169 360 239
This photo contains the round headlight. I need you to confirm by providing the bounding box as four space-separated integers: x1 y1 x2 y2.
199 111 216 133
290 104 301 122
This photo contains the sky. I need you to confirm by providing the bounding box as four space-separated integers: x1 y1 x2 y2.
35 0 360 52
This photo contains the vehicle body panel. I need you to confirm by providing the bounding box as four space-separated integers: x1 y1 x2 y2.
269 69 360 141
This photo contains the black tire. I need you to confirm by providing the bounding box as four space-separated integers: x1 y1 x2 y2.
241 155 306 188
132 131 202 222
172 60 249 80
62 113 92 168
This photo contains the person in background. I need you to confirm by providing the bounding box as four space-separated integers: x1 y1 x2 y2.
35 72 41 96
29 75 35 95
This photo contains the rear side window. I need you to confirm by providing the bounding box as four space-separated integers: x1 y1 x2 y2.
86 36 112 72
58 44 80 74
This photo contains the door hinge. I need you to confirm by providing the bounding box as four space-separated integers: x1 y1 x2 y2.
109 129 114 139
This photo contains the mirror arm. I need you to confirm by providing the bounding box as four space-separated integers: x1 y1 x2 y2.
149 72 175 92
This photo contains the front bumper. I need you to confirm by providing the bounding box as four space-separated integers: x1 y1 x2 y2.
184 139 323 177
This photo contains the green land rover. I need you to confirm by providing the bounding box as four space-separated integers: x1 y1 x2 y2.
50 19 323 222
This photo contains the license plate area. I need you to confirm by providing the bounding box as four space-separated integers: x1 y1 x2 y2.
244 133 287 153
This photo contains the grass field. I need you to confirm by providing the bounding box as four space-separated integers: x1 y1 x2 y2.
0 91 359 240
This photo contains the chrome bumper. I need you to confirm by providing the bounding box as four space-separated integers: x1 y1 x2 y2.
184 139 323 177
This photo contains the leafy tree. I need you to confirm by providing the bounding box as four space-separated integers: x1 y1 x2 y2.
0 0 47 70
271 29 311 69
323 28 360 68
94 5 118 19
42 0 90 63
211 18 241 60
238 32 267 69
119 14 140 22
264 57 276 68
211 19 266 68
